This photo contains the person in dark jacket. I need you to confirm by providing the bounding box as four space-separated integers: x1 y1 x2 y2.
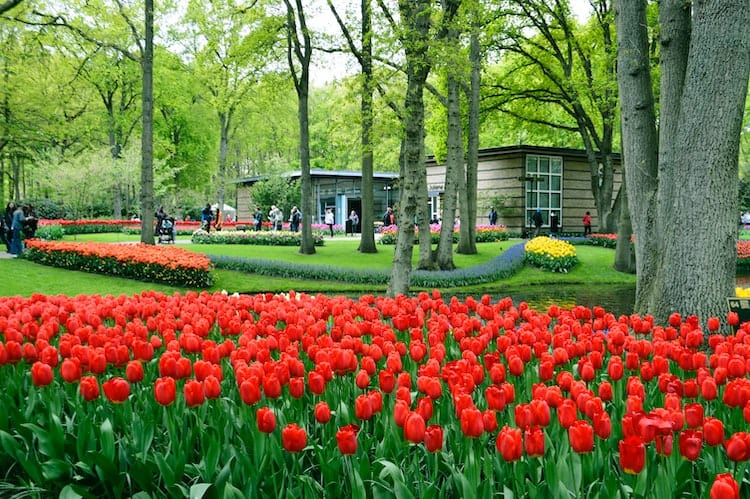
488 206 498 225
532 208 543 237
550 212 560 238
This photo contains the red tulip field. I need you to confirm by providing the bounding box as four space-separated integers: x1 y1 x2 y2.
0 290 748 497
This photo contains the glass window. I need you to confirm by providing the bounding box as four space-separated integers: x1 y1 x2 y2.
526 191 537 207
551 176 561 191
526 156 538 173
551 158 562 174
539 158 549 173
526 154 563 224
539 193 549 208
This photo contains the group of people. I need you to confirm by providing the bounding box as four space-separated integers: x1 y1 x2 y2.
251 205 303 232
1 202 37 255
201 204 226 233
528 209 592 237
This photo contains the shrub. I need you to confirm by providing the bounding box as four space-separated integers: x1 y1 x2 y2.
34 224 65 241
524 236 578 273
210 241 526 287
378 224 508 245
22 240 212 287
191 230 325 246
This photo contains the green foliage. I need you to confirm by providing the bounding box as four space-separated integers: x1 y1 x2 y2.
248 177 301 218
34 224 65 241
191 230 324 247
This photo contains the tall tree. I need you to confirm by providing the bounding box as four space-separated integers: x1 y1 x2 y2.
387 0 433 296
283 0 315 254
615 0 749 321
486 0 620 232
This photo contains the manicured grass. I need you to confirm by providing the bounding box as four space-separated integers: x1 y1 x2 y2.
1 240 633 297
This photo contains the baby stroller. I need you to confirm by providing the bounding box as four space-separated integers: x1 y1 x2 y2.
157 217 176 244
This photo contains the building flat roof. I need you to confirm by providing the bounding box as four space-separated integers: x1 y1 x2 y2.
233 169 399 184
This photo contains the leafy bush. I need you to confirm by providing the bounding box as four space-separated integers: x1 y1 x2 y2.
191 230 325 246
378 224 508 245
524 236 578 273
34 224 65 240
209 241 526 287
22 240 212 287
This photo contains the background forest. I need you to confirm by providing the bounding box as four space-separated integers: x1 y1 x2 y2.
0 0 641 221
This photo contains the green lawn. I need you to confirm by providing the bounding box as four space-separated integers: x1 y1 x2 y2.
1 237 635 298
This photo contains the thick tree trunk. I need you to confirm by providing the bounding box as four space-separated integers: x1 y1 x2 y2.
388 0 431 297
614 0 659 312
358 0 377 253
139 0 154 244
650 0 749 321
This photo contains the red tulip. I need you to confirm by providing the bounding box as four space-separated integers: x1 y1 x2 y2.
710 473 740 499
524 426 545 458
496 426 523 462
184 379 205 407
701 377 718 401
314 401 331 424
240 378 261 405
262 374 281 399
154 377 176 406
394 400 410 427
416 397 433 422
485 385 506 411
355 394 373 421
557 399 577 429
355 369 370 389
725 432 750 461
593 411 612 439
256 407 277 433
203 375 221 399
378 369 395 393
60 358 81 383
619 436 646 474
703 417 725 446
477 410 495 435
598 381 613 402
424 425 443 452
529 399 551 427
707 317 720 332
102 377 130 403
568 420 594 453
289 377 304 399
336 424 359 455
281 423 307 452
125 361 144 383
31 361 53 387
684 403 704 429
308 371 326 395
79 376 100 401
404 412 426 444
678 429 703 461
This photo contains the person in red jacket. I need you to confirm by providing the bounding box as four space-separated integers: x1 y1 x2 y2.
583 211 592 236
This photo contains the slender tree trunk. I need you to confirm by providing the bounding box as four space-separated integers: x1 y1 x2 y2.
457 28 480 255
217 112 230 211
298 81 316 254
613 169 635 273
435 70 463 270
359 0 377 253
139 0 154 244
388 0 431 296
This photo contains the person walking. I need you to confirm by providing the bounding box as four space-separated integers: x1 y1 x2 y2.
550 212 559 238
253 206 263 231
201 203 213 233
325 208 335 237
270 205 283 232
348 210 359 235
3 202 15 251
488 206 498 226
382 206 394 226
532 208 543 237
289 206 301 232
9 204 26 255
582 211 592 236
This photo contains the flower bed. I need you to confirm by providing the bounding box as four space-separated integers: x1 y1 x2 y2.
378 224 509 245
578 233 618 249
0 291 747 497
22 240 212 287
524 236 578 272
191 230 325 247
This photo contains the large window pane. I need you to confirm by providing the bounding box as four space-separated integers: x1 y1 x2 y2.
526 157 537 173
539 193 549 208
539 157 549 173
527 192 537 207
538 176 549 190
551 158 562 174
551 176 561 191
551 193 561 209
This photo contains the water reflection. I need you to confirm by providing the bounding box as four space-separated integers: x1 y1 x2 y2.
461 284 636 317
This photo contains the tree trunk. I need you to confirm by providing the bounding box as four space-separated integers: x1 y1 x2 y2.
139 0 154 244
613 170 635 273
457 27 480 255
217 112 230 211
435 70 462 271
298 85 316 254
650 0 749 321
617 0 750 321
358 0 377 253
388 0 431 297
615 0 660 311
